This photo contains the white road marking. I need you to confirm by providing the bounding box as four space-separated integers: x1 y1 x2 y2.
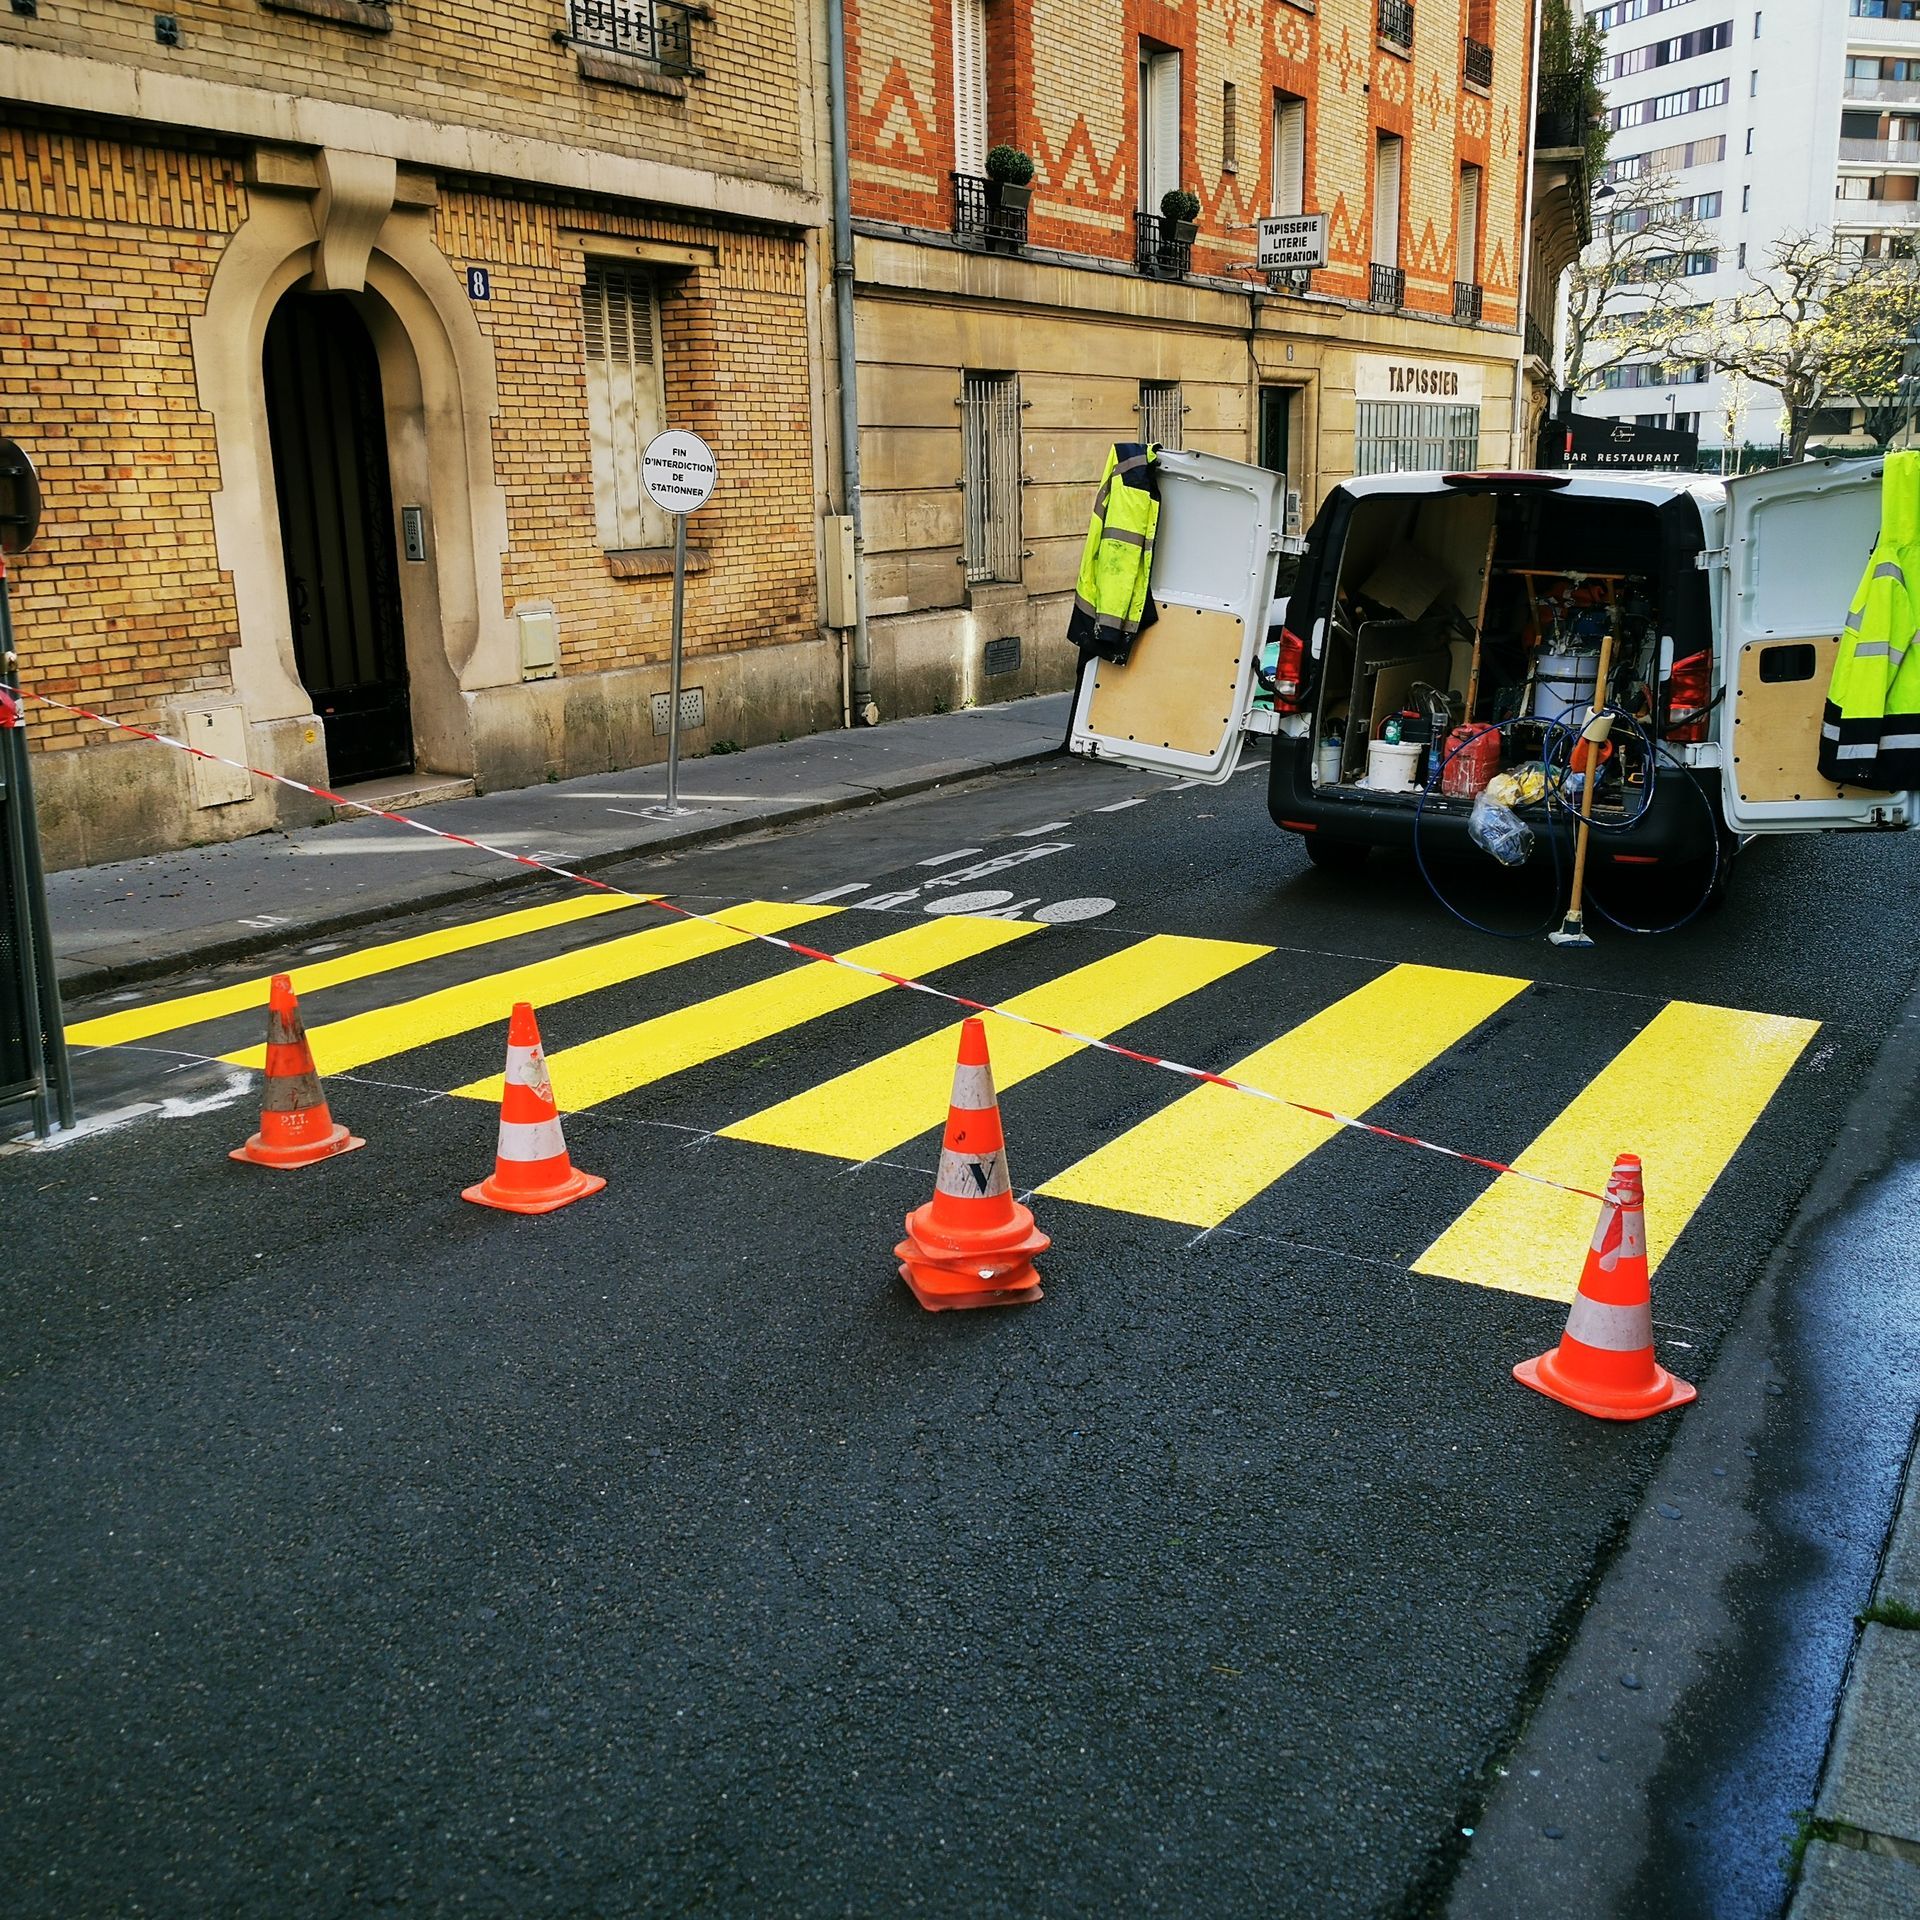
798 882 871 904
923 844 1071 886
1033 896 1117 923
1096 796 1149 813
1013 821 1072 837
918 848 985 867
923 890 1017 915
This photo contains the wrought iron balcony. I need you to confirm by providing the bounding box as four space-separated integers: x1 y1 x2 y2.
1525 313 1553 364
1463 36 1492 87
1453 280 1483 322
1135 210 1192 280
1378 0 1414 50
951 174 1029 252
1369 262 1406 309
1268 267 1312 295
566 0 698 72
1536 72 1589 154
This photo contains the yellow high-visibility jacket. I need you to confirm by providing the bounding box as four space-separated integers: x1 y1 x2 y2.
1820 448 1920 789
1067 443 1160 663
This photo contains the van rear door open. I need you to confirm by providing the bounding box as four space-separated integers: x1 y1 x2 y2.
1067 450 1284 786
1720 458 1915 833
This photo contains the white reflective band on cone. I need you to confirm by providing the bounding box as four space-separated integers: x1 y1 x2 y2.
497 1116 570 1162
1590 1204 1647 1269
947 1063 998 1112
1563 1294 1655 1353
505 1044 555 1100
933 1147 1011 1199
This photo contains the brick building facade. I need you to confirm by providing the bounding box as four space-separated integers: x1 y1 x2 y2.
1 0 838 866
844 0 1540 711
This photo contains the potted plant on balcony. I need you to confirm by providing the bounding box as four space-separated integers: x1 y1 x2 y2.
986 145 1036 214
1161 186 1200 244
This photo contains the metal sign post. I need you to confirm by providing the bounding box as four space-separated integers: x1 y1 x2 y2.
640 429 717 818
0 436 74 1140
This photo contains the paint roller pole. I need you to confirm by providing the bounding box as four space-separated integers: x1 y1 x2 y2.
1548 599 1619 950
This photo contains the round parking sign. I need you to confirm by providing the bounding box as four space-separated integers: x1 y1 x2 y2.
641 430 717 515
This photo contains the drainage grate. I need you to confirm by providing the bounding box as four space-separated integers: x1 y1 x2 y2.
983 635 1022 677
651 687 705 735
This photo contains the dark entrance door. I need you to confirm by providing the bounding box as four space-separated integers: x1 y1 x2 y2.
1258 385 1292 480
263 292 412 783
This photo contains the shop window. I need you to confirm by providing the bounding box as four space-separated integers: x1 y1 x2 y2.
963 371 1022 583
582 262 671 553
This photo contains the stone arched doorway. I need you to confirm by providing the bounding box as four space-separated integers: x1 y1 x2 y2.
262 290 413 783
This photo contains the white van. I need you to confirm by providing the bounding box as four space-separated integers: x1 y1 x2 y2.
1067 452 1915 896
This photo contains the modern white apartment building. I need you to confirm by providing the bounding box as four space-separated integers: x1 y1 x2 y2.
1583 0 1902 454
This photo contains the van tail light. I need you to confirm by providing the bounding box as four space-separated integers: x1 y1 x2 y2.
1272 627 1308 713
1663 650 1710 744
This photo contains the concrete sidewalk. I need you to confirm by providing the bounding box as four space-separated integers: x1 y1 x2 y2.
1789 1449 1920 1918
45 694 1070 995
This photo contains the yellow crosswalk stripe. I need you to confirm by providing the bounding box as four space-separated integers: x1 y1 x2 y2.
451 913 1043 1108
721 932 1269 1163
1413 999 1820 1301
65 892 645 1050
223 900 833 1077
1037 962 1529 1228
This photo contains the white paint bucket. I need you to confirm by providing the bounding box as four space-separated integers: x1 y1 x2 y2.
1531 647 1600 726
1365 739 1422 792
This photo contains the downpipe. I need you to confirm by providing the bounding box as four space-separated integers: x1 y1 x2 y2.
826 0 878 726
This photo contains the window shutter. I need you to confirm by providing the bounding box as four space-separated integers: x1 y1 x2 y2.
953 0 988 178
1273 93 1306 217
1458 165 1482 282
1373 135 1402 266
582 262 668 551
1140 49 1181 209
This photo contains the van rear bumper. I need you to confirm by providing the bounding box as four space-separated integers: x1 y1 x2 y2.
1265 736 1724 867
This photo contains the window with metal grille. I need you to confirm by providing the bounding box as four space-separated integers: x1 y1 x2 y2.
581 262 670 551
1222 82 1238 172
1139 380 1184 450
962 371 1021 583
1353 401 1481 476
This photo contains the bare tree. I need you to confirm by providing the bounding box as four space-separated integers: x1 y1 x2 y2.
1676 231 1853 461
1821 254 1920 449
1563 170 1713 393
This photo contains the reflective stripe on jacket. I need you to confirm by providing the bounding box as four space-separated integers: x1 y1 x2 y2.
1066 443 1160 664
1819 448 1920 789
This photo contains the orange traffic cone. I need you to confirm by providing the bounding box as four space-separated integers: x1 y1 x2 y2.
230 974 365 1169
895 1017 1048 1311
1514 1152 1696 1421
462 1002 605 1214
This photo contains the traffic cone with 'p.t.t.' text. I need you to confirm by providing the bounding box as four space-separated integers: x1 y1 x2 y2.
230 974 365 1169
894 1017 1048 1311
1514 1152 1695 1421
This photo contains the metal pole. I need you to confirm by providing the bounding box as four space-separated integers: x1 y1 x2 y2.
0 560 69 1133
666 509 686 815
1510 0 1547 464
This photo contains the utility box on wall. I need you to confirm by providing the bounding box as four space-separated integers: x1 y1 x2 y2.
516 604 559 680
822 515 858 629
181 705 252 808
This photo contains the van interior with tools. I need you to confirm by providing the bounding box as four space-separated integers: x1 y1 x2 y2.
1067 452 1918 913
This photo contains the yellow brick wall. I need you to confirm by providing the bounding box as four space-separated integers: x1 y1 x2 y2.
5 0 808 185
435 191 819 676
0 124 820 756
0 124 248 754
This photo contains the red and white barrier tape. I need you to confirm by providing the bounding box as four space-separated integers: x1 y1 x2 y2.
23 686 1601 1201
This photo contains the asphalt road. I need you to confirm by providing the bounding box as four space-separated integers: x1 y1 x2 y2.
6 752 1919 1918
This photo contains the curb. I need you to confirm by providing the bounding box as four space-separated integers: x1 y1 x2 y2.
53 745 1062 1000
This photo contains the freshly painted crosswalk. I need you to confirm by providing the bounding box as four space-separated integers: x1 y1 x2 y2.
223 900 828 1078
719 933 1269 1163
451 913 1041 1108
1036 963 1529 1228
65 892 643 1050
68 893 1822 1297
1413 1000 1820 1300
